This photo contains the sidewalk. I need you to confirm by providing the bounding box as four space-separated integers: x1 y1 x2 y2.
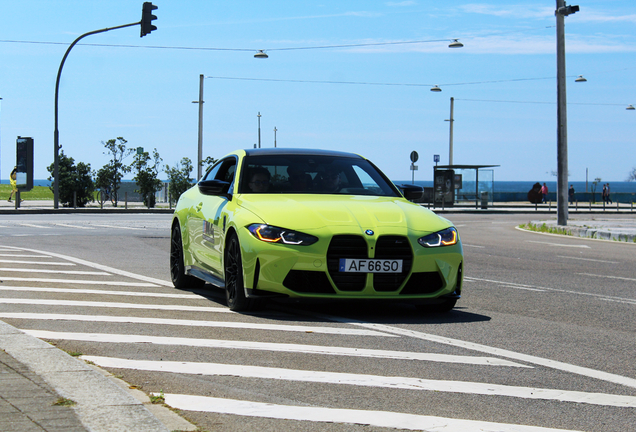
0 321 195 432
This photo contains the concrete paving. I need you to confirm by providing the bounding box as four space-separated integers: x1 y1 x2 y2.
0 199 633 431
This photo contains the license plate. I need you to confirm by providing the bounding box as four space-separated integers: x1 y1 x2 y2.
339 258 403 273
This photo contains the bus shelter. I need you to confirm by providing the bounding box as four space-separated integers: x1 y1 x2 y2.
433 164 499 208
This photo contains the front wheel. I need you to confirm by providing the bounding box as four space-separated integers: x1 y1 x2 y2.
224 234 257 311
170 223 205 289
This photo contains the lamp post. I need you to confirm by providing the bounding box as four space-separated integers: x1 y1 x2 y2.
555 1 579 226
192 74 204 180
257 112 262 148
445 97 455 166
273 127 277 148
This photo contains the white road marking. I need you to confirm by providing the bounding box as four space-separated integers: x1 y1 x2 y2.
322 319 636 390
462 244 485 248
0 277 156 286
0 267 110 276
526 240 590 249
161 394 584 432
557 256 619 264
577 273 636 283
0 259 75 266
24 330 529 367
0 254 53 258
0 312 395 337
0 299 229 312
84 356 634 408
53 223 94 230
89 224 146 230
496 284 546 292
0 246 172 287
0 286 198 299
465 277 636 305
18 223 51 229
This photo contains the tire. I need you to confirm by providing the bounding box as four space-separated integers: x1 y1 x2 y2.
224 234 255 311
170 223 205 289
416 298 457 313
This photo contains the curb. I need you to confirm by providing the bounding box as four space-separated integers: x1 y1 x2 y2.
0 321 195 432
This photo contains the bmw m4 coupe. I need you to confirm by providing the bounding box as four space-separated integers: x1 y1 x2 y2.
170 148 463 312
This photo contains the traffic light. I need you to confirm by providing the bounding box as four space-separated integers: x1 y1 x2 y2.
140 2 158 37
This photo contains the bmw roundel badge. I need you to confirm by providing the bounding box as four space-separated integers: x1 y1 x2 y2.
365 229 374 236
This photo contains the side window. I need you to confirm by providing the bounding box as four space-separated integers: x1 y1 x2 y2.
203 157 236 183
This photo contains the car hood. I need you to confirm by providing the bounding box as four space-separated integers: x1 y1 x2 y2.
235 194 451 235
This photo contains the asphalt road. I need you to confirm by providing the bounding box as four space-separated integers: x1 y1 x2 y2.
0 212 634 432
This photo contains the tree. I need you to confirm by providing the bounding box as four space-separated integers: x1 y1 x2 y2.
165 157 195 206
47 151 94 207
131 148 163 208
96 137 133 207
591 177 601 203
201 156 218 173
628 168 636 182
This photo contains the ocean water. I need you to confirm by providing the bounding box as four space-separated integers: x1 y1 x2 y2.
4 179 636 194
393 180 636 194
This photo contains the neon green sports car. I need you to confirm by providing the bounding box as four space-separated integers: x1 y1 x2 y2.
170 149 463 312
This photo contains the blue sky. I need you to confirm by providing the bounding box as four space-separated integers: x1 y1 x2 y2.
1 1 635 182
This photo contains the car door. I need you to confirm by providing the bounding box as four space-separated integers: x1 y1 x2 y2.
188 157 237 278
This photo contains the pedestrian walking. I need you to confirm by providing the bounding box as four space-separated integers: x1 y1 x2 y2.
8 167 18 202
568 185 575 203
541 183 548 203
602 184 607 204
606 183 612 204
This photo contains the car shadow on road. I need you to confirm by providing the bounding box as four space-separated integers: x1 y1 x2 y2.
179 285 491 325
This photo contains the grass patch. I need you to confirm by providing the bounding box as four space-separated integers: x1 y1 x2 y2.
0 184 53 200
149 390 165 404
519 222 572 236
53 397 76 407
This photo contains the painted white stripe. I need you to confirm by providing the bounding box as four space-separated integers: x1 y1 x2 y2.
0 254 53 258
0 277 156 286
0 286 198 299
161 394 583 432
0 246 172 287
24 330 529 367
326 320 636 390
0 313 397 337
18 223 50 229
557 256 619 264
0 267 110 275
497 284 546 292
85 356 634 407
0 259 75 266
465 276 636 305
462 244 485 248
525 240 590 249
90 224 146 231
53 223 94 230
577 273 636 283
1 299 229 312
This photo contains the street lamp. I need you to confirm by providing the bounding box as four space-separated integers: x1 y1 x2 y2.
555 0 579 226
430 85 442 92
192 74 204 180
257 112 262 148
575 75 587 82
448 39 463 48
627 105 635 111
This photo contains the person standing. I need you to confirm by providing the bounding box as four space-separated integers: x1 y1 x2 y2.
606 183 612 204
8 167 17 202
602 183 607 204
568 185 575 203
541 183 548 203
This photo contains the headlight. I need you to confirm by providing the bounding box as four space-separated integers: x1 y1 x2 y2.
247 224 318 246
418 227 458 248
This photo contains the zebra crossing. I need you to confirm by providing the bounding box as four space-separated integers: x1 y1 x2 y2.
0 244 634 431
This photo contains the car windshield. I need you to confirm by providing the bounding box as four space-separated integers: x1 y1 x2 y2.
239 154 400 196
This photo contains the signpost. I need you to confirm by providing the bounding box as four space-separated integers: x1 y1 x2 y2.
410 151 419 184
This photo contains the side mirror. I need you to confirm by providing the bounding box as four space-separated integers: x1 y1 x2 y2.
198 179 231 197
397 184 423 201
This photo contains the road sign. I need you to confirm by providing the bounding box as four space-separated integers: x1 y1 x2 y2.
434 154 440 163
410 151 419 163
410 165 418 171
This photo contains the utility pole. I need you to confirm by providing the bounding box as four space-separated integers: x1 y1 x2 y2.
555 1 579 225
257 112 262 148
273 127 277 148
193 74 204 180
447 97 454 166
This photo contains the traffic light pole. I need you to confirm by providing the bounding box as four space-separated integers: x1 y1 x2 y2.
53 22 140 209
